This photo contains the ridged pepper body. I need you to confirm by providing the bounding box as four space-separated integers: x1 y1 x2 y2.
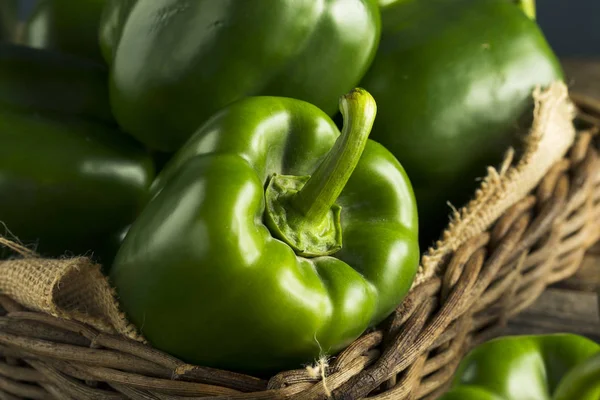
360 0 563 244
110 91 419 373
100 0 381 152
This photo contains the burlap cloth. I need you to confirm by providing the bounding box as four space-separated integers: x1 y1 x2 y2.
0 82 576 343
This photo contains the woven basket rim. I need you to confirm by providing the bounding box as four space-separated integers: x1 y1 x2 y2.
0 91 598 400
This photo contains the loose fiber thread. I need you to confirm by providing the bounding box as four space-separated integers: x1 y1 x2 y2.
306 356 331 398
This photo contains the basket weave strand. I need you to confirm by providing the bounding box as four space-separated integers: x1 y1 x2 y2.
0 92 598 399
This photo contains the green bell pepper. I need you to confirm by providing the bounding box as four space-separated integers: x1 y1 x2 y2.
0 45 154 259
110 89 419 374
0 0 18 43
360 0 562 245
440 334 600 400
23 0 106 63
100 0 381 152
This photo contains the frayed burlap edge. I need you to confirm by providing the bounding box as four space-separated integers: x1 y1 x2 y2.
416 81 577 286
0 237 144 342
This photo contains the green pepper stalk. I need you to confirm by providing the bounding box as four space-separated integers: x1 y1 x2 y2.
515 0 536 20
265 88 376 257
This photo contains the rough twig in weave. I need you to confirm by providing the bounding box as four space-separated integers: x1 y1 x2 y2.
0 81 575 342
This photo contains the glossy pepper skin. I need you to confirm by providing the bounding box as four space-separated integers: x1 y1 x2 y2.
0 45 154 258
440 334 600 400
100 0 381 152
23 0 106 63
360 0 562 246
111 89 419 374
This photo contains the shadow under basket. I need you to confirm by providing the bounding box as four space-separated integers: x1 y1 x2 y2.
0 92 599 400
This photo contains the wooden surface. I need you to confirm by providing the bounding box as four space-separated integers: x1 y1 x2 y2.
500 288 600 342
563 59 600 99
498 59 600 341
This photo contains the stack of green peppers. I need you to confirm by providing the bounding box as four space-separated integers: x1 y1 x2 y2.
0 44 154 260
0 0 583 381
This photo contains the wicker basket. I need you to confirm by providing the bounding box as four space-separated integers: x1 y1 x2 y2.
0 93 598 400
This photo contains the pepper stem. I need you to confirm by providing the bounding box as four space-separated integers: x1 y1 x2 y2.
292 88 376 223
553 352 600 400
515 0 536 20
264 88 377 257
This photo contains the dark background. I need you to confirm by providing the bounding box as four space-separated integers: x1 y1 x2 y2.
18 0 600 57
537 0 599 57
